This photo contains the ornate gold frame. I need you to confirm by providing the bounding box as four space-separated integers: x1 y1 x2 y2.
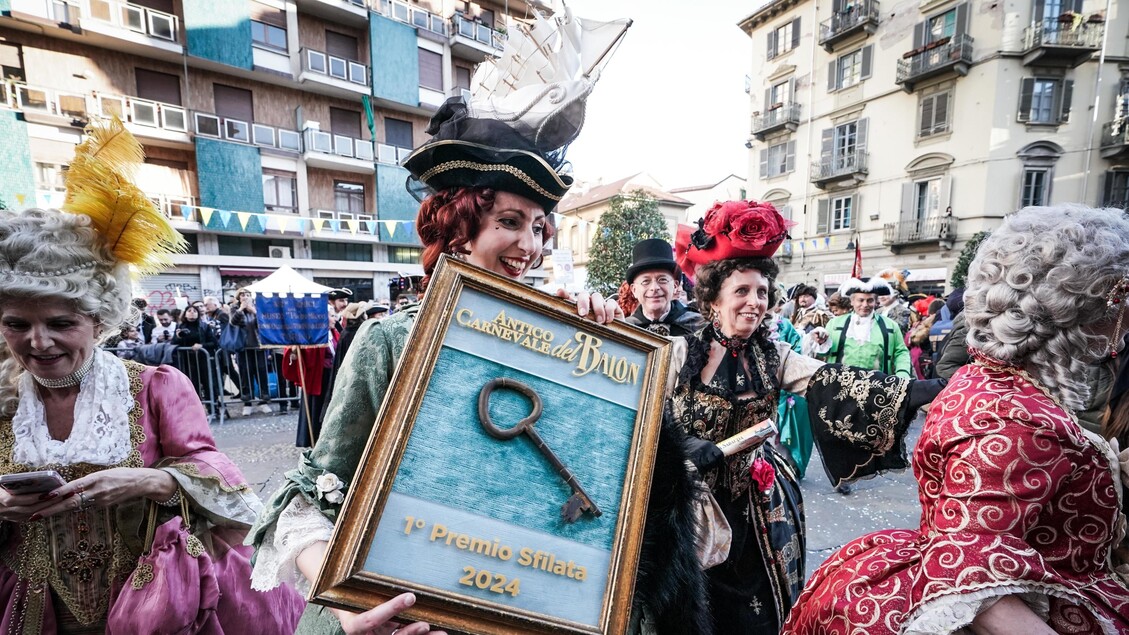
309 255 671 635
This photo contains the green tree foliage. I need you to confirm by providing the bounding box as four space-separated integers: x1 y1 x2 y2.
585 190 669 295
950 230 990 289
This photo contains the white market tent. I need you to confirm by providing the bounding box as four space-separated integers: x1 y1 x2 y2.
244 265 333 296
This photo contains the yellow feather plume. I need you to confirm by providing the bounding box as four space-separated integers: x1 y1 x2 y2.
61 116 186 274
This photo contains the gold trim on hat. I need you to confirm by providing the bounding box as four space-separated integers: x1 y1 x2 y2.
419 160 564 202
404 140 571 188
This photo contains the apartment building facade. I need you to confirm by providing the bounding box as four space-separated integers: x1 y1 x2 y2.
0 0 533 307
740 0 1129 295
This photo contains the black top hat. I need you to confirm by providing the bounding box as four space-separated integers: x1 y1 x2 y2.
365 304 389 317
627 239 678 283
327 288 353 301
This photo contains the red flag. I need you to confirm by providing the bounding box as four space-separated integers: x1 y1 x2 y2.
850 236 863 279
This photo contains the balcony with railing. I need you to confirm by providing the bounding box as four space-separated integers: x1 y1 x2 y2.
302 126 375 174
1100 118 1129 161
195 112 302 153
450 13 505 61
1022 19 1103 67
149 192 198 223
752 103 801 140
883 214 956 252
1 80 88 124
811 150 868 188
377 143 412 165
294 0 369 26
93 92 189 144
819 0 880 51
379 0 448 37
80 0 180 45
299 47 370 97
896 33 973 93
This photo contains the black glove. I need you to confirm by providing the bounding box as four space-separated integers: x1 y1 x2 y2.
907 377 947 411
682 435 724 471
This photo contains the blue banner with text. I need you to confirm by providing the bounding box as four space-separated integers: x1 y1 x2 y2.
255 294 328 346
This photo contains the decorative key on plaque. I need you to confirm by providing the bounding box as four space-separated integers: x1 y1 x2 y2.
477 378 602 523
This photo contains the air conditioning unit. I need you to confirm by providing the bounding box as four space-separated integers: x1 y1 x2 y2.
269 246 292 259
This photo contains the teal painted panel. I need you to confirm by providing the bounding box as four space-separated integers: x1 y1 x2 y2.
0 112 36 211
195 138 264 212
0 1 11 13
376 163 420 244
370 13 418 107
184 0 252 70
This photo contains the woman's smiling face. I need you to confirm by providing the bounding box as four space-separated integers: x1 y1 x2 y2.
465 191 548 280
710 268 770 338
0 298 97 381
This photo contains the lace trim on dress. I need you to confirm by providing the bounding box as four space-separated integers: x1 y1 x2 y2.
250 494 334 594
162 466 261 528
904 583 1118 635
11 350 132 466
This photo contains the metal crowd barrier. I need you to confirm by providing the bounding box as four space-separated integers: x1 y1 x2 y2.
104 344 301 425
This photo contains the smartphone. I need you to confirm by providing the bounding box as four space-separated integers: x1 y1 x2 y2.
0 470 66 494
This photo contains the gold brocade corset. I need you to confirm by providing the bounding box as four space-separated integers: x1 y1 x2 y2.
670 381 778 500
0 362 146 632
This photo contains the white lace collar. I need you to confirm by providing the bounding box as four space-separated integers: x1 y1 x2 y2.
11 349 134 467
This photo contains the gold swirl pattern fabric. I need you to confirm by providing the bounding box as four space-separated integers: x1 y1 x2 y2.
783 354 1129 635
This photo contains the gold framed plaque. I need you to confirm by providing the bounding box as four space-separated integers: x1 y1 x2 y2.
309 255 672 635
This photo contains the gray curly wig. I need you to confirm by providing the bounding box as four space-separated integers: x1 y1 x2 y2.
0 209 134 417
964 204 1129 410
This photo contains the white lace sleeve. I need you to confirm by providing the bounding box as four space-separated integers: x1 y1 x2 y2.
903 589 1063 635
249 493 334 594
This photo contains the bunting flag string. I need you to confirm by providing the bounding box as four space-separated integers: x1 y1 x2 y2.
170 204 420 238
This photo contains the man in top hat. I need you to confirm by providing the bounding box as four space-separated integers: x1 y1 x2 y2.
624 238 705 337
821 277 912 379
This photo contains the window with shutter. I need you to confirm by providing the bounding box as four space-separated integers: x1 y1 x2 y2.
135 68 181 105
1020 168 1049 207
918 88 951 137
385 117 413 149
817 199 830 234
213 84 253 122
326 31 358 61
837 49 863 89
831 195 853 231
418 48 443 90
1103 171 1129 209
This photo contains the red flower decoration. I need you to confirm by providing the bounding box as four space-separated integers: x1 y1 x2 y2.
750 457 775 493
675 200 797 281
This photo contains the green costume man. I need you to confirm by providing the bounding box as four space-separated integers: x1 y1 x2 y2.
821 277 912 379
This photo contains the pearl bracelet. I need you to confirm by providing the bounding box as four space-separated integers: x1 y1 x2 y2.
157 488 182 507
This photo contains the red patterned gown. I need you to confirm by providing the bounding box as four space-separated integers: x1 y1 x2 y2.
783 353 1129 634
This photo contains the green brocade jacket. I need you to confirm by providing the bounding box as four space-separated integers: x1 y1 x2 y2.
248 305 419 634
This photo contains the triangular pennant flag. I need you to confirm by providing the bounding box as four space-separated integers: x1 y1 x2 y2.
236 212 252 230
15 193 26 206
263 214 278 232
180 205 192 220
824 237 831 247
200 207 214 226
218 210 232 228
364 220 375 234
344 219 357 234
382 220 398 237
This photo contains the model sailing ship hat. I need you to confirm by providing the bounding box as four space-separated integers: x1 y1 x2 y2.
402 2 631 212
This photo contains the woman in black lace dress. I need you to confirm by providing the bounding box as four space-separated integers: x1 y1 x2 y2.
631 200 944 634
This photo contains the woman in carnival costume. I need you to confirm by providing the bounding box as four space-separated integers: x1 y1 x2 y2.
0 119 304 633
247 7 630 634
629 201 945 633
784 204 1129 634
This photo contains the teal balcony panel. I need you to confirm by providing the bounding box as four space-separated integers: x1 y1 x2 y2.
376 163 420 244
0 112 36 211
184 0 253 70
370 13 419 107
196 138 264 213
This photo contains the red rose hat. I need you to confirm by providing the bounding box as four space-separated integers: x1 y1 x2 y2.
675 200 795 280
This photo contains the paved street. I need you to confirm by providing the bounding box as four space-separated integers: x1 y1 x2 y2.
211 408 925 579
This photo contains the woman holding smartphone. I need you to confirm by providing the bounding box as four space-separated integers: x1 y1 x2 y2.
0 120 303 632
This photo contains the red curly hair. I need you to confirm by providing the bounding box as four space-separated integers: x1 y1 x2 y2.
416 187 556 284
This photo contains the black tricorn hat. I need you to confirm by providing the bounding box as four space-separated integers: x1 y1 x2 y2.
327 288 353 301
627 238 679 283
365 303 389 316
402 98 574 213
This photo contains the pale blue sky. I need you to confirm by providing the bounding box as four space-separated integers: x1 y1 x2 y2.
563 0 756 189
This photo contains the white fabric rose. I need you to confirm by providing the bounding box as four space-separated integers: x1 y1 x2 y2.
315 472 345 503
